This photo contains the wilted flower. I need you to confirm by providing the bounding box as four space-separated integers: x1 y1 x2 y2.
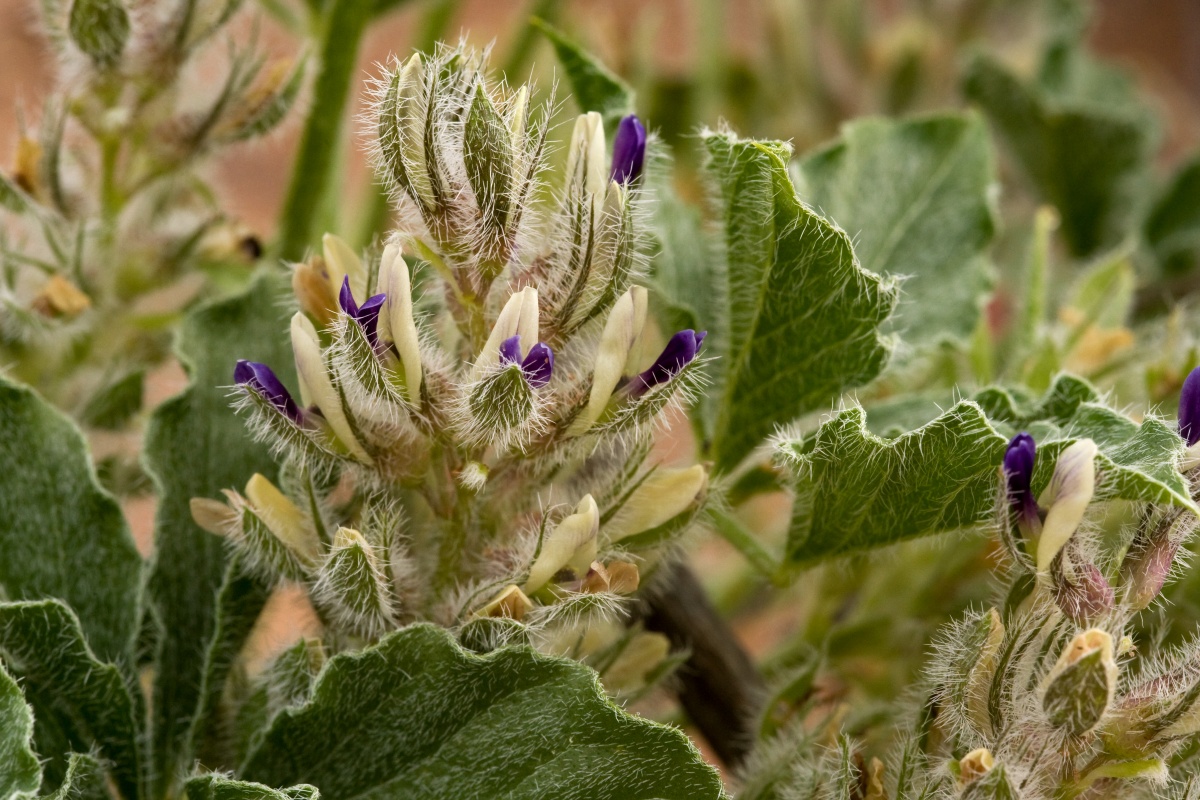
234 360 302 423
628 329 706 396
610 115 646 184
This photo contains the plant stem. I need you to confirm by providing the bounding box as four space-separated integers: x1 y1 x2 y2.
709 505 787 585
275 0 374 261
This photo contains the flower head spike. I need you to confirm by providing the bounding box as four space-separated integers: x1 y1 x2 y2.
338 275 386 349
499 335 554 388
234 360 301 423
1180 366 1200 446
610 115 646 184
629 329 706 397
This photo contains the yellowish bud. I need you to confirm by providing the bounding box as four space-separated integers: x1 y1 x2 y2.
478 584 533 621
322 233 367 302
189 497 239 536
574 286 648 433
565 112 606 199
605 465 708 544
1036 439 1097 572
243 473 320 565
524 495 600 593
958 748 994 785
292 256 339 328
290 312 372 464
474 287 538 378
31 275 91 318
378 242 422 404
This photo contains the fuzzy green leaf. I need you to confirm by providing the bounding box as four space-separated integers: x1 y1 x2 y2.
704 130 898 473
0 663 40 799
0 601 142 800
78 368 144 431
0 377 142 664
144 272 294 793
777 375 1195 564
186 775 319 800
239 624 725 800
964 53 1149 258
67 0 129 68
43 753 108 800
796 113 995 346
532 17 634 131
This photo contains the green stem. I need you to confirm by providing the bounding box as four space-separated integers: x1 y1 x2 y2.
709 505 787 586
275 0 374 261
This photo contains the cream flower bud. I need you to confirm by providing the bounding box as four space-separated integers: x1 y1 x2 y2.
565 112 606 199
322 233 367 302
605 465 707 544
474 287 539 378
524 495 600 594
958 749 994 786
378 242 422 404
1036 439 1097 573
290 312 372 464
477 584 533 621
1042 628 1116 736
574 287 648 433
244 473 320 565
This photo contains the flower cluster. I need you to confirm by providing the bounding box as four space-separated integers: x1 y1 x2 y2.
920 374 1200 799
194 46 709 659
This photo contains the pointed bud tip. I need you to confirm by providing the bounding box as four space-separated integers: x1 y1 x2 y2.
611 114 647 184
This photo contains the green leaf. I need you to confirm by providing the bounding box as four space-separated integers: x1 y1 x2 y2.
0 601 142 800
777 375 1195 565
964 53 1150 258
0 172 29 213
144 272 293 793
795 113 995 346
0 662 40 799
239 624 725 800
703 130 898 473
78 368 145 431
0 376 142 664
1144 153 1200 276
532 17 634 131
43 754 108 800
67 0 129 69
186 775 319 800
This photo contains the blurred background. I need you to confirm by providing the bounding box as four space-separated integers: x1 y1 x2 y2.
6 0 1200 239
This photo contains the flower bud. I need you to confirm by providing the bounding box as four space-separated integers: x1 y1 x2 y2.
290 312 372 464
292 256 339 328
477 584 533 621
565 112 606 199
605 465 707 544
1002 432 1039 536
1051 553 1114 623
499 335 554 388
337 275 386 350
378 53 435 209
244 473 320 565
314 527 397 638
575 287 648 432
473 287 539 379
627 329 706 397
1035 439 1097 573
235 360 302 424
578 561 640 595
958 748 994 786
1042 628 1116 736
378 242 423 403
1179 366 1200 446
524 495 600 594
610 115 646 184
965 608 1005 736
1122 526 1182 611
322 233 367 302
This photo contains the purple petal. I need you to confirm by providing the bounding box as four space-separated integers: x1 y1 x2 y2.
234 359 301 423
629 329 705 396
521 342 554 388
610 115 647 184
1180 367 1200 446
356 293 386 348
499 335 522 365
1003 432 1038 527
338 275 358 317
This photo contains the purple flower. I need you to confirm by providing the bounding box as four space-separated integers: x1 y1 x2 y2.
234 360 301 423
339 276 386 349
1180 366 1200 446
610 115 646 184
499 335 555 388
628 329 706 396
1003 432 1038 527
